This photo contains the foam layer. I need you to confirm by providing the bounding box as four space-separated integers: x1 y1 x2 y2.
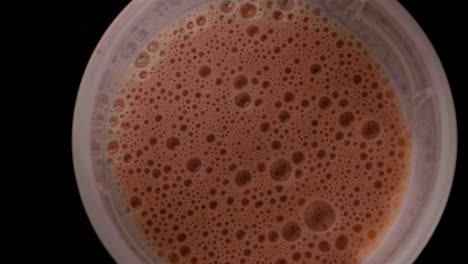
106 1 412 263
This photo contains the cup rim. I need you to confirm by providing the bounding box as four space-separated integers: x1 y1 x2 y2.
72 0 457 263
378 0 457 263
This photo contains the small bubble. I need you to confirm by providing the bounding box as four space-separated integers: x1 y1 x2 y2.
168 253 179 263
206 134 215 143
335 132 344 140
209 201 218 209
235 92 251 108
283 92 295 102
279 111 291 122
310 64 322 74
317 149 326 159
107 140 119 155
271 140 282 150
177 233 187 242
220 0 235 13
360 153 368 160
163 165 172 173
236 229 246 240
268 230 279 242
374 180 383 189
257 162 266 172
336 40 344 48
147 41 159 53
246 25 260 37
260 122 270 132
196 16 206 26
166 137 180 150
149 137 157 146
130 196 142 209
186 21 194 29
270 159 292 182
301 100 310 108
152 169 161 179
276 214 284 222
275 258 288 264
318 241 331 252
335 235 349 250
123 153 132 163
135 51 150 68
368 230 377 240
312 7 322 16
240 3 257 18
209 188 217 196
281 221 302 241
139 71 148 79
233 75 248 89
254 98 263 106
235 170 252 187
352 74 363 84
361 120 381 140
318 96 331 110
295 169 303 179
113 98 125 112
338 112 354 127
292 252 301 261
277 0 294 11
179 245 191 257
228 163 237 172
303 200 336 231
109 116 119 128
186 157 202 172
291 151 305 164
273 11 284 20
254 200 264 208
199 66 212 78
353 224 362 233
183 179 192 187
338 99 349 107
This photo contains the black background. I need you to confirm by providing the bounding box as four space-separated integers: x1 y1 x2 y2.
59 1 463 263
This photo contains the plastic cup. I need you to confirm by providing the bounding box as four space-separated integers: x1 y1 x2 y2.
72 0 457 263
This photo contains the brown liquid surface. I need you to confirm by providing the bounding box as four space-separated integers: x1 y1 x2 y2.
106 1 412 263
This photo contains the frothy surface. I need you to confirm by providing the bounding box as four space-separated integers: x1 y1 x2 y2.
106 1 412 263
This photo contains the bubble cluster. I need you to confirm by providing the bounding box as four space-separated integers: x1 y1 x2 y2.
107 0 412 263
